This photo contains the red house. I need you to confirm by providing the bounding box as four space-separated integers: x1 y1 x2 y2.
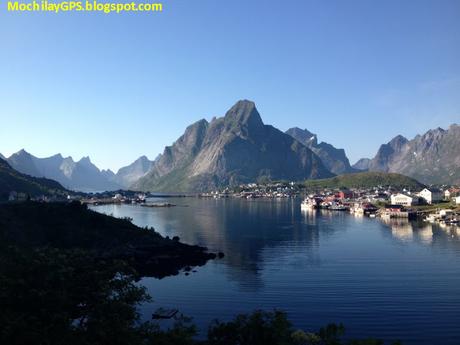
336 190 353 199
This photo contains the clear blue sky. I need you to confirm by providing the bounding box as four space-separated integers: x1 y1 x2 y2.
1 0 459 171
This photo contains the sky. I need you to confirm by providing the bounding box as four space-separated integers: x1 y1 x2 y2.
1 0 459 172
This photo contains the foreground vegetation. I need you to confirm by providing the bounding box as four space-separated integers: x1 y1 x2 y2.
0 201 216 277
304 172 424 191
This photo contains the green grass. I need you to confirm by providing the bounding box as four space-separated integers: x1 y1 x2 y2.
304 172 425 190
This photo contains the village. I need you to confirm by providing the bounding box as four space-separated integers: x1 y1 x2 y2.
200 182 460 226
6 181 460 227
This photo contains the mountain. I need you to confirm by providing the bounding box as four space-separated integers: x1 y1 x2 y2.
0 153 5 160
368 135 409 172
0 158 67 201
304 171 425 190
7 149 42 177
352 158 371 171
133 100 333 192
365 124 460 184
6 150 121 192
285 127 356 175
114 156 154 188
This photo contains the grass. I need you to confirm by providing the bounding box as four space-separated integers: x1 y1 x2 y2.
304 172 425 190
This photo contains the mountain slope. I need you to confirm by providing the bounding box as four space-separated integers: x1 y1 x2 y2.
352 158 371 171
7 150 120 192
366 124 460 184
368 135 409 172
304 171 425 190
286 127 356 175
133 100 333 192
114 156 154 188
0 158 67 201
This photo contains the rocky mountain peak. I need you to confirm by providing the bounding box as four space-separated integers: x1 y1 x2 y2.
78 156 92 164
224 100 264 131
366 124 460 184
13 149 32 157
286 127 318 146
285 127 355 175
388 135 409 151
133 100 333 192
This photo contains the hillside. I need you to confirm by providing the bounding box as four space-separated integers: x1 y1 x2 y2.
0 201 217 277
133 100 333 192
304 171 425 190
0 158 67 201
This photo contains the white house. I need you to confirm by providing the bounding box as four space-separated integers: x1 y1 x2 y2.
418 188 443 204
456 196 460 205
444 189 451 200
390 193 418 207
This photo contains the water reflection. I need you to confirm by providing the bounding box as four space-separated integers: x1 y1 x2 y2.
91 199 460 345
92 198 341 288
379 217 460 249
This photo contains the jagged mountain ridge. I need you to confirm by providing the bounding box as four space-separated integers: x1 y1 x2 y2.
6 150 121 192
285 127 357 175
132 100 333 192
357 124 460 184
0 158 67 200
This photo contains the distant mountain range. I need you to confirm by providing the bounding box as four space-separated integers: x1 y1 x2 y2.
353 124 460 184
5 150 121 192
132 100 333 192
0 158 67 201
3 101 458 192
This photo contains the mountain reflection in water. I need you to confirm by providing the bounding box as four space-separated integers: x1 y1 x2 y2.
91 198 460 345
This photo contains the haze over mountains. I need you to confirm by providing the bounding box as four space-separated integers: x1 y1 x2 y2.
113 156 154 188
5 150 121 192
2 100 459 192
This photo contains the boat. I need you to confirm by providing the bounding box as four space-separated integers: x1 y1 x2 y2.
329 202 349 211
301 197 323 210
152 308 179 320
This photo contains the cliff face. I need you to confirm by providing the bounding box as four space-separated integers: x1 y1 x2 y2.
286 127 356 175
133 100 333 192
366 125 460 184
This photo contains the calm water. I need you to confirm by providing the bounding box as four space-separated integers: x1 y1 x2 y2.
91 198 460 344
